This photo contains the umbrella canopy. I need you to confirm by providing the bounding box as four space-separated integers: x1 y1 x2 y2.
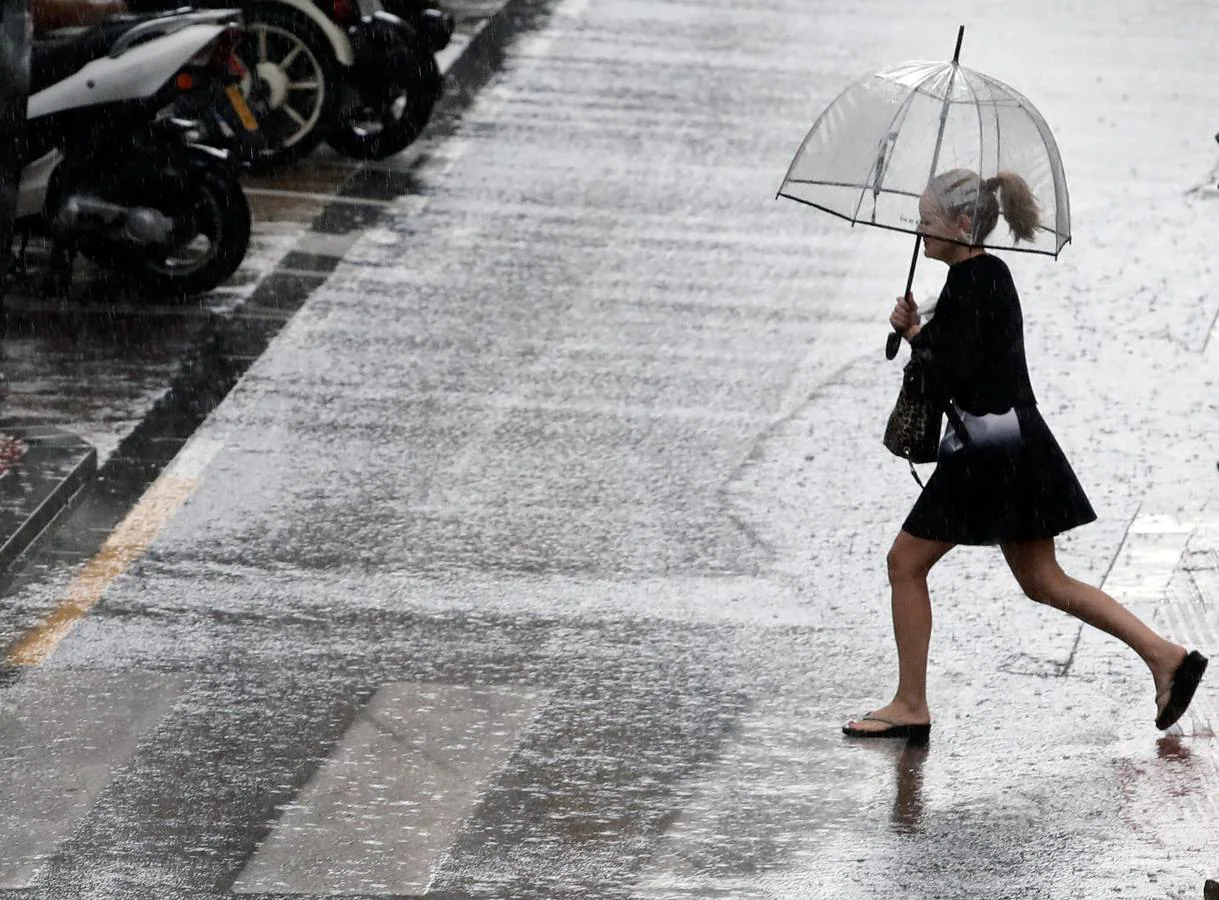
777 59 1070 256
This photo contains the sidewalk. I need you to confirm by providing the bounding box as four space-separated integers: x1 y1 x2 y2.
0 427 94 575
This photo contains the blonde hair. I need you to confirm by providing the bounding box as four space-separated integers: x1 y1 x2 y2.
928 168 1041 244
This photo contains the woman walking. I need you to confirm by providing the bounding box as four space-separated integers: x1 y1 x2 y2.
843 168 1208 742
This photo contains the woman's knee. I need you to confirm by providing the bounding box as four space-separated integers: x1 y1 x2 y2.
1012 559 1067 605
887 542 928 585
1002 540 1069 606
888 532 952 586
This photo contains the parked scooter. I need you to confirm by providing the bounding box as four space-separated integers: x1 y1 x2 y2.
325 0 453 161
130 0 453 169
17 7 256 296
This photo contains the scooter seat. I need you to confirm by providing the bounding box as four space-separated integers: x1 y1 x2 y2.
29 12 187 95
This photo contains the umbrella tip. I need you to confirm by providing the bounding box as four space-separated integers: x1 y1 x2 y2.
952 25 965 63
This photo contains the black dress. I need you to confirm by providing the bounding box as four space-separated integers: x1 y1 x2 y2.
901 253 1096 545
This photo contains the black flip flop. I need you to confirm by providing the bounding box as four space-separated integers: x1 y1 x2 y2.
1155 650 1209 730
842 714 931 744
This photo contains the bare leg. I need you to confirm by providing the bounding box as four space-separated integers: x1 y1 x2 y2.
1002 538 1189 712
846 531 954 732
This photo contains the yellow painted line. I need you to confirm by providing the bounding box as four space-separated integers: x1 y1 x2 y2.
5 438 223 667
244 188 394 208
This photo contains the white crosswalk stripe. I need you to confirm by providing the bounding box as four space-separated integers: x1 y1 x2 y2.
231 682 547 896
0 672 188 889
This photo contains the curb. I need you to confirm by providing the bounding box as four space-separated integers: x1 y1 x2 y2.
0 425 96 574
440 0 557 116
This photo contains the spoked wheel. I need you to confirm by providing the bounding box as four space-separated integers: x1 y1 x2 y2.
237 3 343 172
325 52 440 160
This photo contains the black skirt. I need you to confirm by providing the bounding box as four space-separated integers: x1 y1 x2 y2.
902 406 1096 546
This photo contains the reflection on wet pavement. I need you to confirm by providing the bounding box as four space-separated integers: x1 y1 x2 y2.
889 744 928 835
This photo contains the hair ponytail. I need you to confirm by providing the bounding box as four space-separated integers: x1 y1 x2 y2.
982 171 1040 243
928 168 1042 246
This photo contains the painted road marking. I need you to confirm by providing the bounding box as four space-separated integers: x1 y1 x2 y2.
633 695 895 900
244 188 395 208
1159 597 1219 739
0 671 188 888
232 682 545 896
1104 505 1219 734
1158 510 1219 737
4 438 223 667
1101 510 1204 604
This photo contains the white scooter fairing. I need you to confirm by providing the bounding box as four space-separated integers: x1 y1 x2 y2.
28 13 241 119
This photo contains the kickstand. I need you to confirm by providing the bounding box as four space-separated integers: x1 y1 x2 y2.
17 228 30 275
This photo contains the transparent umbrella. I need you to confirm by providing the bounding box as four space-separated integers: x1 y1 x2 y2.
776 28 1070 357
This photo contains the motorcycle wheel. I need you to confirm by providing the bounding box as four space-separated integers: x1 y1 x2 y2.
237 3 344 172
325 54 440 160
137 170 251 297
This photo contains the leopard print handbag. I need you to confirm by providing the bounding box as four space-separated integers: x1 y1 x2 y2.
883 357 943 465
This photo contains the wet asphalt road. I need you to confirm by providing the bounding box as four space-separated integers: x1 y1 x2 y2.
3 0 1219 898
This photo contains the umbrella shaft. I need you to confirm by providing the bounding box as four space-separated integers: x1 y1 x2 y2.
895 25 964 339
904 236 921 295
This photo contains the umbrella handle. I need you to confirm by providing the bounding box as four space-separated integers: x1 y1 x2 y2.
885 329 902 360
887 234 924 360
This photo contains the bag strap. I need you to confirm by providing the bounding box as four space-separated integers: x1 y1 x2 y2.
906 400 971 489
944 403 969 446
